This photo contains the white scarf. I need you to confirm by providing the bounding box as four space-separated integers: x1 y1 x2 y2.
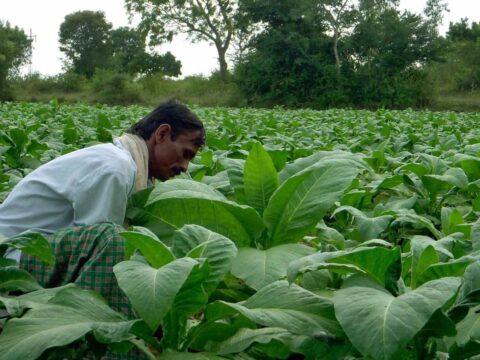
117 134 150 192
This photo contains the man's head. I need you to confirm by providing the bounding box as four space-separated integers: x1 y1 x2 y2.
127 99 205 181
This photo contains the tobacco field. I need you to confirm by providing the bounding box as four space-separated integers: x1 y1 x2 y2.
2 100 480 359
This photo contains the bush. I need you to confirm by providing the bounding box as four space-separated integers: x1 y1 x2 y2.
91 69 142 105
11 72 86 94
139 73 243 107
55 72 86 92
9 70 243 107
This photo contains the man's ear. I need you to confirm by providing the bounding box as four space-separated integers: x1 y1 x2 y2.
154 124 172 143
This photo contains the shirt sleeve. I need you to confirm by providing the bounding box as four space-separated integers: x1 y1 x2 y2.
71 167 133 226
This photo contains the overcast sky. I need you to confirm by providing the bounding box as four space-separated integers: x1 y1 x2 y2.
1 0 477 77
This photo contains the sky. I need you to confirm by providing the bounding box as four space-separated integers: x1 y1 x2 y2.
0 0 477 77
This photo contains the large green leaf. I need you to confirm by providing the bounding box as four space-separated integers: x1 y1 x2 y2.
418 255 479 285
172 225 237 294
0 267 42 293
0 233 54 266
422 167 469 194
230 244 314 291
288 247 401 289
218 280 342 337
126 187 177 243
451 305 480 354
263 159 359 247
441 207 465 236
334 277 461 360
113 258 199 330
162 261 211 349
418 154 449 175
333 206 393 241
187 306 256 352
216 327 298 355
0 285 77 316
0 287 139 360
219 157 246 204
410 236 444 288
244 142 279 214
451 262 480 319
121 231 175 268
202 171 232 195
279 150 367 183
145 179 264 247
391 209 443 239
454 154 480 181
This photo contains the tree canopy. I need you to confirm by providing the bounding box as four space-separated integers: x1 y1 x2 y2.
234 0 445 109
125 0 245 82
59 12 181 78
0 21 32 99
110 27 181 76
59 11 113 78
444 19 480 92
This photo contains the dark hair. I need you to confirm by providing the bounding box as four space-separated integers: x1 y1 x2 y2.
127 99 205 146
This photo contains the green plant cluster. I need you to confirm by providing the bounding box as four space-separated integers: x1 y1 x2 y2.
2 103 480 359
10 74 243 107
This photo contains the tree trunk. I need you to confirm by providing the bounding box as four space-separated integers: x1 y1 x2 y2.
216 45 228 83
333 30 341 74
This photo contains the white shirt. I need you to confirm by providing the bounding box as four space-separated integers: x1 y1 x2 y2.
0 141 137 261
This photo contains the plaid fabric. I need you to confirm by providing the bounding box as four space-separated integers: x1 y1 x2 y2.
19 222 146 360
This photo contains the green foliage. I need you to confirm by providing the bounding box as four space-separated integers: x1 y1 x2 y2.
110 27 181 77
0 287 140 360
125 0 244 82
110 26 145 75
445 19 480 92
139 73 243 107
91 69 142 105
427 19 480 99
0 21 32 100
235 0 443 109
231 244 314 290
347 8 441 108
3 103 480 358
235 0 344 108
59 11 113 78
334 276 460 360
12 72 86 95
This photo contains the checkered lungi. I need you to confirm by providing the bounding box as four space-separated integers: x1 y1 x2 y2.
19 222 144 359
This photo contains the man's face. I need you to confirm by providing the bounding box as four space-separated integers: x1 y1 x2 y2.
148 125 202 181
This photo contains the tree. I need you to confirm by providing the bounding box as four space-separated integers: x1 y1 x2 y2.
358 0 399 15
125 0 242 82
235 0 345 108
423 0 449 34
348 6 442 107
447 18 480 42
443 19 480 92
316 0 357 72
59 11 112 78
0 21 32 99
110 27 145 75
134 51 182 76
110 27 181 77
235 0 442 109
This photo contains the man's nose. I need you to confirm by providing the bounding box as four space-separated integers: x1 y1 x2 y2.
179 159 189 173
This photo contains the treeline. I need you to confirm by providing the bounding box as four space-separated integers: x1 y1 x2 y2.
1 0 479 110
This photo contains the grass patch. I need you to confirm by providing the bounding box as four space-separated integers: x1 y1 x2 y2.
432 91 480 112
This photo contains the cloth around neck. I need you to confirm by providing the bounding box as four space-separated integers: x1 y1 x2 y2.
117 134 150 192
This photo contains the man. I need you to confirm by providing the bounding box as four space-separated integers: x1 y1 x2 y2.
0 99 205 318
